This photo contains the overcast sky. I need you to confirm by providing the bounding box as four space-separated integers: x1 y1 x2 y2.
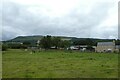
1 0 119 40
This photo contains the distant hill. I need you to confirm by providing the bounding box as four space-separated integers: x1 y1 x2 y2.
3 35 119 46
6 35 75 42
3 35 75 46
7 35 43 42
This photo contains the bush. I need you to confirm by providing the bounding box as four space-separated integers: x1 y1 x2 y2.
2 44 8 51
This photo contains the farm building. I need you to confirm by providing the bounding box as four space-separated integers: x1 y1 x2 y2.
70 45 95 52
70 45 88 50
95 42 115 52
95 41 120 52
115 45 120 52
70 45 79 50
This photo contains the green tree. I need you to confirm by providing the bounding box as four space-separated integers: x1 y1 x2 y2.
116 39 120 45
60 40 71 48
40 35 52 49
52 37 61 49
23 41 31 48
73 38 94 46
2 44 8 51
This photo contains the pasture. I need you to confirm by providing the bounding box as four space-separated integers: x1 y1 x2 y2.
2 49 118 78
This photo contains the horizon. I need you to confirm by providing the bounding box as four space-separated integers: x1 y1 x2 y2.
1 0 119 41
1 34 118 42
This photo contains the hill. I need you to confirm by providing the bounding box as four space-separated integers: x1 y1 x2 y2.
6 35 75 42
7 35 43 42
3 35 119 46
3 35 74 46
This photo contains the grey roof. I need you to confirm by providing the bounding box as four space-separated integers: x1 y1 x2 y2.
116 45 120 49
97 42 115 46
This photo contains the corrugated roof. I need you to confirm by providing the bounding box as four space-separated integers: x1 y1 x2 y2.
97 42 115 46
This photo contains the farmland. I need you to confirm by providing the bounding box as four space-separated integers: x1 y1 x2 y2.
2 49 118 78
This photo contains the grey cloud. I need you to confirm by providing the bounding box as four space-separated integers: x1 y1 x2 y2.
2 1 117 41
92 25 118 39
50 2 113 37
118 2 120 39
101 26 117 39
2 27 18 40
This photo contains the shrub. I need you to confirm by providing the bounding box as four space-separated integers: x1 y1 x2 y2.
2 44 8 51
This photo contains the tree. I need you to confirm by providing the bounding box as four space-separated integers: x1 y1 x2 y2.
116 39 120 45
72 38 94 46
23 41 31 48
40 35 52 49
60 40 71 48
40 35 71 49
2 44 8 51
52 37 61 49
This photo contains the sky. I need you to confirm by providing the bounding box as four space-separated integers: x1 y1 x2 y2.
1 0 119 41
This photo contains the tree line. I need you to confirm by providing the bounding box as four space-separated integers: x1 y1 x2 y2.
1 35 71 51
40 35 71 49
1 35 120 51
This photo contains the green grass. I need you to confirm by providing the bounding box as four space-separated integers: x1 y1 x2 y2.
2 49 118 78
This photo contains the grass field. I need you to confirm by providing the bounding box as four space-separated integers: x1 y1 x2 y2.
2 49 118 78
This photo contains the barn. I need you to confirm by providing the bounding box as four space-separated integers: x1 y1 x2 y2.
115 45 120 52
95 42 115 52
